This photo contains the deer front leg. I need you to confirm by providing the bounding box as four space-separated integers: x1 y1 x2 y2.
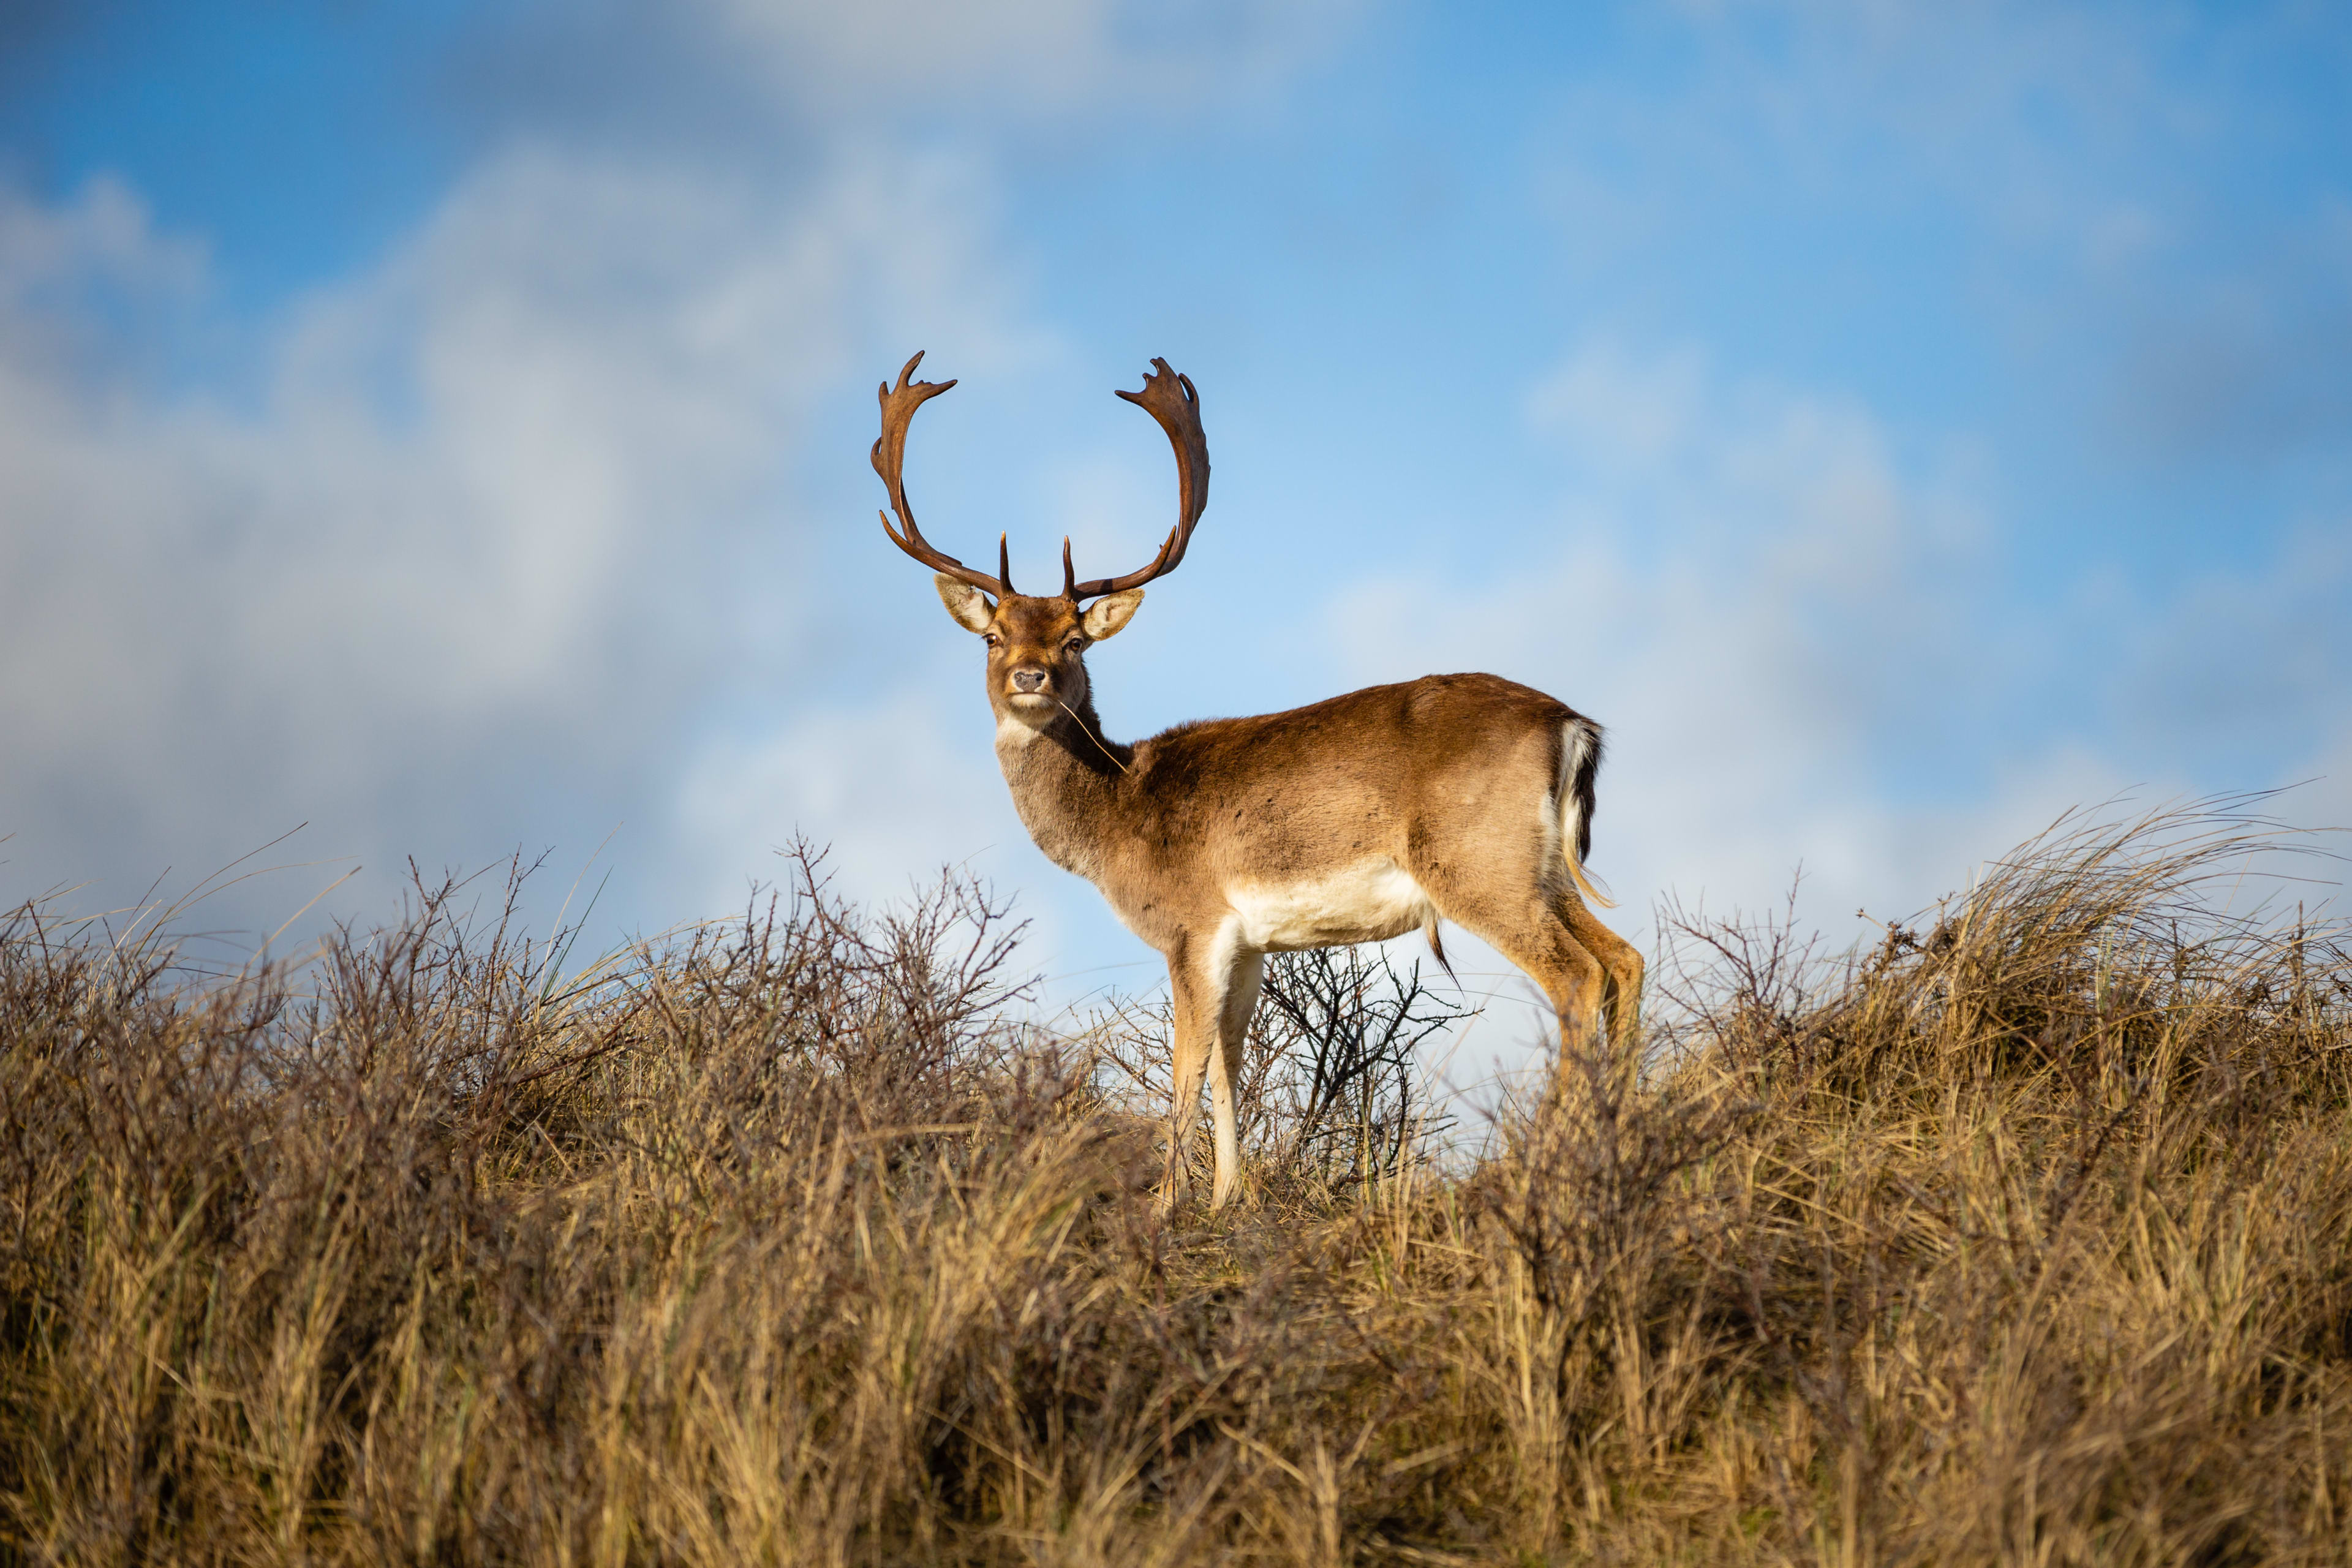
1161 932 1264 1213
1161 957 1212 1214
1206 948 1264 1210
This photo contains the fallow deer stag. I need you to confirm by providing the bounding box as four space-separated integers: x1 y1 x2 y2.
872 352 1642 1209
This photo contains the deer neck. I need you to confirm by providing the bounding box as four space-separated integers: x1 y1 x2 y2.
993 694 1134 879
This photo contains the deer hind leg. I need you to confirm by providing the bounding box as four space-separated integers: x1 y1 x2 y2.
1556 894 1645 1046
1421 879 1608 1055
1161 931 1262 1214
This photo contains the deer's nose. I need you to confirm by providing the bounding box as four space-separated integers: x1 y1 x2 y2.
1010 668 1049 693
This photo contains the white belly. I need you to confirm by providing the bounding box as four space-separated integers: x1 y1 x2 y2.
1226 859 1434 951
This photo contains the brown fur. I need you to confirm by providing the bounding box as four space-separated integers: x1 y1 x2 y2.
938 581 1644 1211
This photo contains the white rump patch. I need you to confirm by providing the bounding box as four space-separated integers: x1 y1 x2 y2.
1226 859 1436 951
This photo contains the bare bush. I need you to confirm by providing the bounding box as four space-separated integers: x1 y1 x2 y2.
1251 947 1466 1190
1090 944 1466 1208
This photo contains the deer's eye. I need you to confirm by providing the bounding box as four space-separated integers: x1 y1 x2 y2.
983 634 1001 649
1063 638 1085 655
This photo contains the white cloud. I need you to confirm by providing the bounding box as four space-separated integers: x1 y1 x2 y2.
697 0 1362 119
1542 3 2352 469
0 174 205 332
0 147 1030 934
0 0 1376 956
1325 341 2216 943
1647 0 2175 202
674 688 1016 911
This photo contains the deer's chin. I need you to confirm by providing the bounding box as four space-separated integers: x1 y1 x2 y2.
1005 692 1055 718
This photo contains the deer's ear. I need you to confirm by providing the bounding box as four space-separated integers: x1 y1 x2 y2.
934 574 996 634
1081 588 1145 640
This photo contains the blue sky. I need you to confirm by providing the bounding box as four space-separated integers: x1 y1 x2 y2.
2 1 2347 1063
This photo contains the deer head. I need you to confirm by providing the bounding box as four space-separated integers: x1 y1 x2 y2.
872 352 1209 729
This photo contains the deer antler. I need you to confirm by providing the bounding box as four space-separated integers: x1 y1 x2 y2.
1063 358 1210 600
872 352 1012 597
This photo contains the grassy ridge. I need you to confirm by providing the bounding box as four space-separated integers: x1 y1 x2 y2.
2 810 2348 1564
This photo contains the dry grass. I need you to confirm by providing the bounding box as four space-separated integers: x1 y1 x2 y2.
3 807 2349 1565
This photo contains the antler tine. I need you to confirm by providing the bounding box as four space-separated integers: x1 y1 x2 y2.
1067 357 1211 600
870 351 1006 597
